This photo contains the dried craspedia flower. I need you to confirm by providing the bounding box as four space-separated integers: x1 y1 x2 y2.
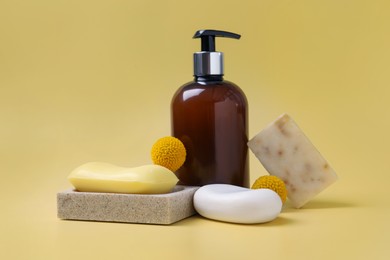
151 136 186 172
251 175 287 203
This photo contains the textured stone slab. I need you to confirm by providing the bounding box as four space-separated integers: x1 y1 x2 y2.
248 114 338 208
57 185 199 225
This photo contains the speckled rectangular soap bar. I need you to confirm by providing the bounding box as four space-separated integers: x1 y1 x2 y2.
248 114 338 208
57 185 199 225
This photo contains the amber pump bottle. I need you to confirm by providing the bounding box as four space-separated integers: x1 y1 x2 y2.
171 29 249 187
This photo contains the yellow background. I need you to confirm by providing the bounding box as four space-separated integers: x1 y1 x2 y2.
1 0 389 259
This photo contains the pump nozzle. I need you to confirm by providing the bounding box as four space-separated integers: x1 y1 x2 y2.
193 29 241 77
193 30 241 52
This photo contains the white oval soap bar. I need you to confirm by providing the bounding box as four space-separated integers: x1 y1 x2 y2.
194 184 282 224
68 162 178 194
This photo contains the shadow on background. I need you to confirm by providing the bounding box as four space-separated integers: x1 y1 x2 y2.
282 199 357 212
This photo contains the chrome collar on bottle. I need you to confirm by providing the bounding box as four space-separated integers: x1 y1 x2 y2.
193 52 224 76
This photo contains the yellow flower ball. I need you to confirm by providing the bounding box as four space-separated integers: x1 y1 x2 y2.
151 136 186 172
251 175 287 203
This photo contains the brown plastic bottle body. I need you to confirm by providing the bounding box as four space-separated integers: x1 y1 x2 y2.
171 78 249 187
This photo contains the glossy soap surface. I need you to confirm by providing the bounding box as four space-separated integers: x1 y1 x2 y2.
193 184 282 224
171 80 249 187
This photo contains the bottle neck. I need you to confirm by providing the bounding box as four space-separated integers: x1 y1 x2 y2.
195 75 224 82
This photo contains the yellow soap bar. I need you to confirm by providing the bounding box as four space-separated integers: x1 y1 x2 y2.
68 162 179 194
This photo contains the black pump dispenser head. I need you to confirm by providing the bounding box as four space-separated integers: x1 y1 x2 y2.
193 30 241 77
194 30 241 52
